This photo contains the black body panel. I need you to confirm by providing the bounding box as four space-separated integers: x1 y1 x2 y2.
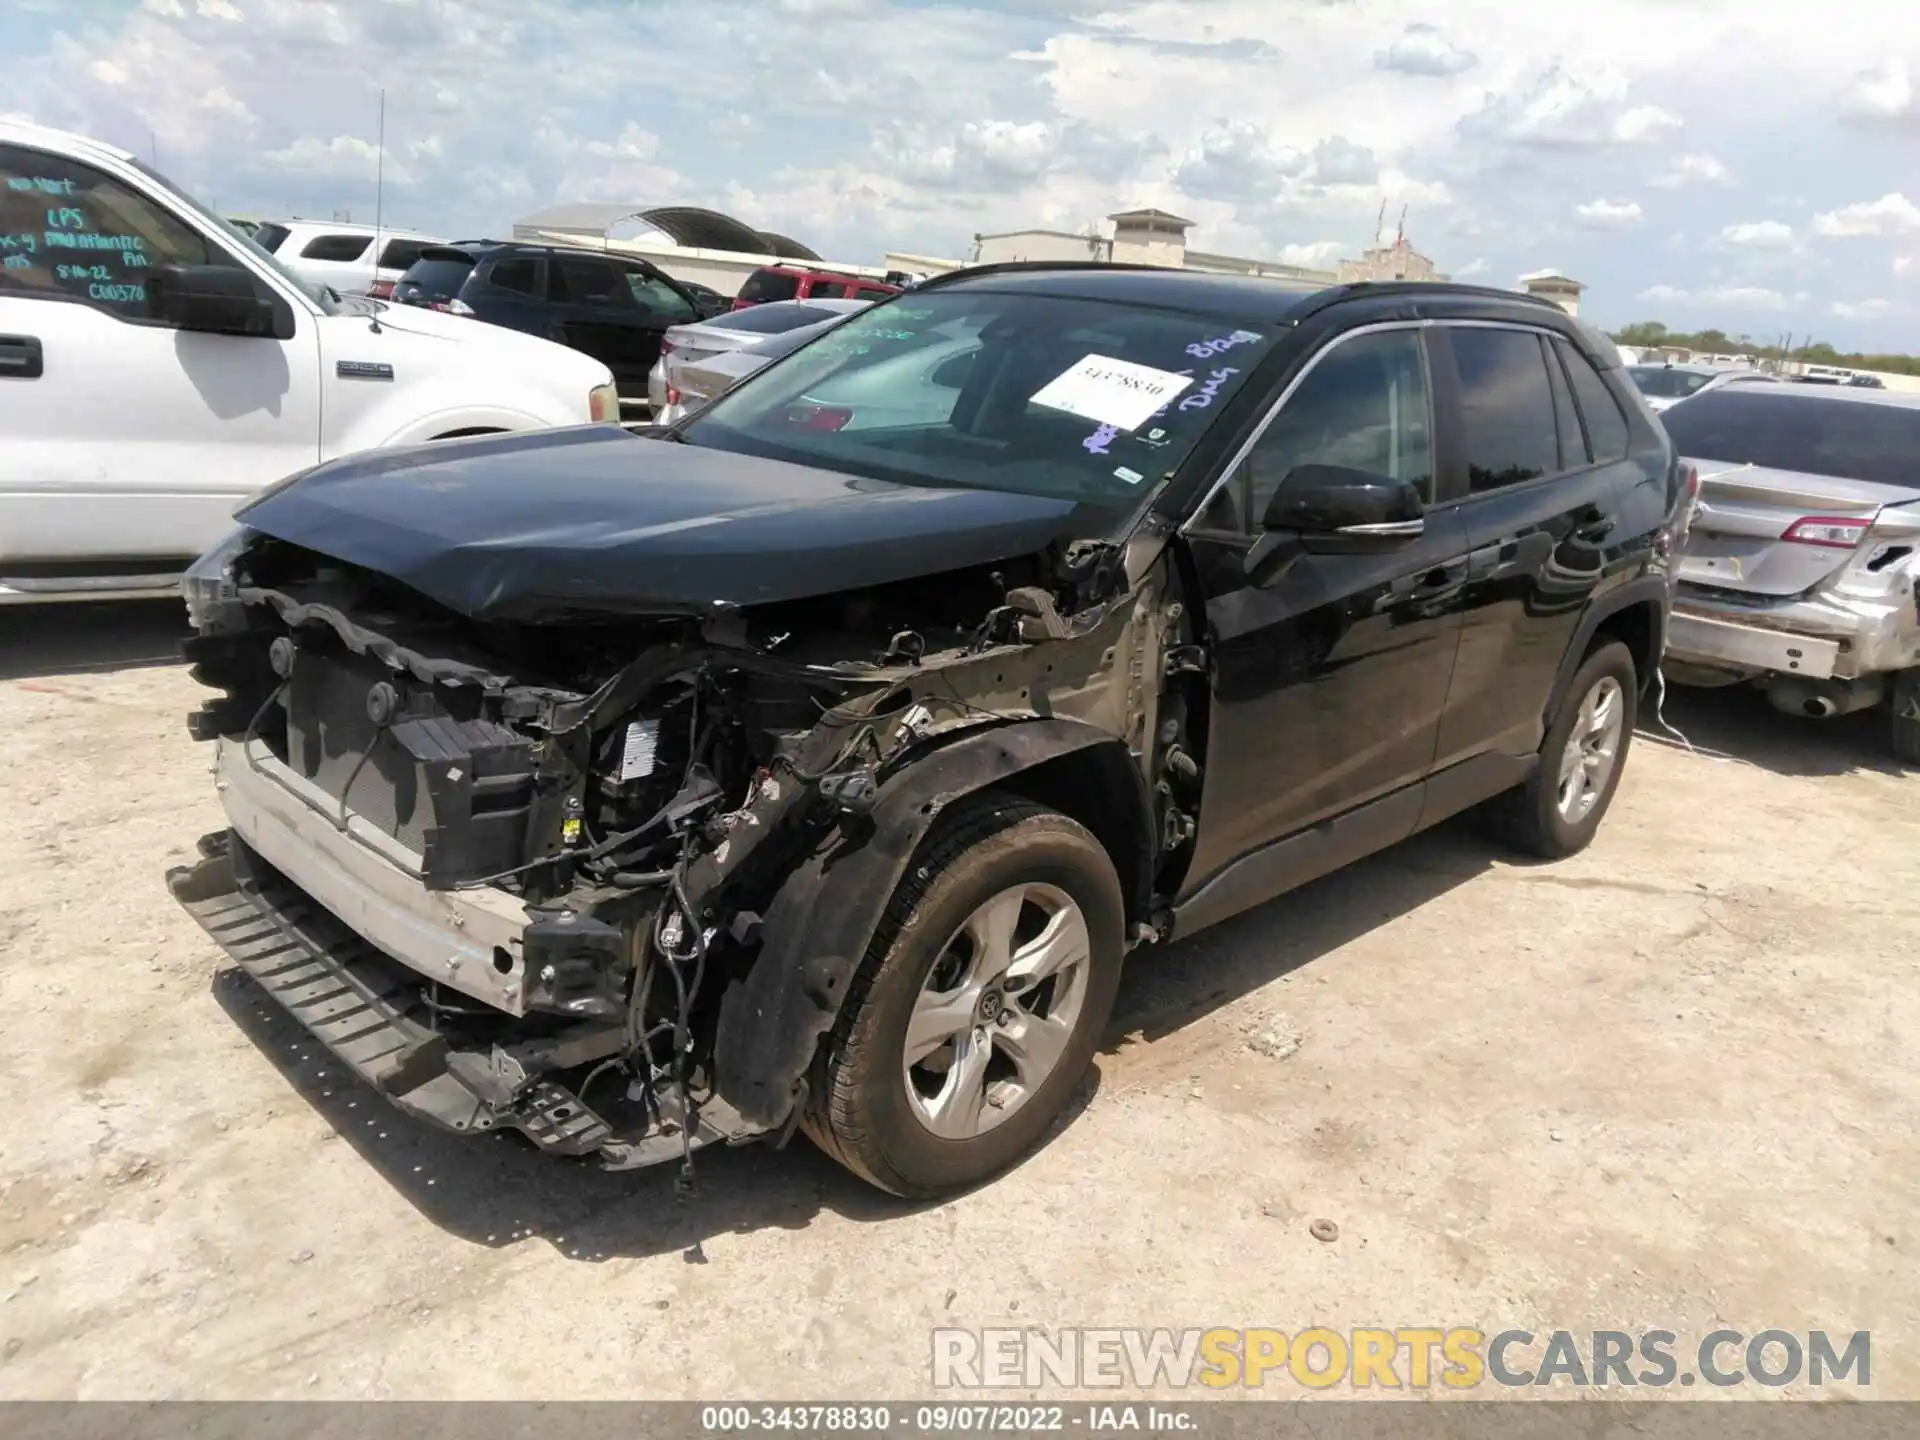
237 425 1108 621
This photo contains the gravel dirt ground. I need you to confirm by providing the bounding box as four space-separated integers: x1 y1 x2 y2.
0 602 1915 1402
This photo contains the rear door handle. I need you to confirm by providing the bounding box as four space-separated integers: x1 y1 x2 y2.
0 334 43 379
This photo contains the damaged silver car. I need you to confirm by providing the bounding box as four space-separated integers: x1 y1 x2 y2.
1661 384 1920 762
170 265 1683 1196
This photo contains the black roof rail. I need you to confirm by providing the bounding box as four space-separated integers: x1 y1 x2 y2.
906 259 1205 293
908 262 1569 316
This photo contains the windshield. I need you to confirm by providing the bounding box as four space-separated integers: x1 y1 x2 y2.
685 289 1279 505
1663 391 1920 487
1628 366 1714 399
133 160 340 313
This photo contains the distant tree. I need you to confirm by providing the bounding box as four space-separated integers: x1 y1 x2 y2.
1605 322 1917 374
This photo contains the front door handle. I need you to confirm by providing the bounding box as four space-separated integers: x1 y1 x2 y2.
1573 505 1615 543
1389 558 1468 601
0 334 43 379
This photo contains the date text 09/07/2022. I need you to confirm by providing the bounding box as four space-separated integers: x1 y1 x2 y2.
699 1403 1198 1433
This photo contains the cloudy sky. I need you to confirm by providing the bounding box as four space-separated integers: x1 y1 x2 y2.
4 0 1917 348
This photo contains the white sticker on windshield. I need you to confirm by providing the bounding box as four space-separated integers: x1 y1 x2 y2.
1114 466 1145 485
1030 354 1194 433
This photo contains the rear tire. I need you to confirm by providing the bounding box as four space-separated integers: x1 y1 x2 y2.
800 793 1125 1199
1486 642 1638 859
1892 670 1920 767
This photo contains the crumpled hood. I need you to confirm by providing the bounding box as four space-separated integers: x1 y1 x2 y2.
237 425 1102 621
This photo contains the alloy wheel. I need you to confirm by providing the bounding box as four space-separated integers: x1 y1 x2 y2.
902 882 1092 1140
1557 675 1625 824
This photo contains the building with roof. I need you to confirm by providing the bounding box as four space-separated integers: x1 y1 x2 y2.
892 208 1459 292
1336 233 1447 283
509 202 891 296
921 208 1340 290
1519 271 1586 316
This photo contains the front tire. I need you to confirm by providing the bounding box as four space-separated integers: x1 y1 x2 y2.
1487 641 1638 859
800 793 1125 1199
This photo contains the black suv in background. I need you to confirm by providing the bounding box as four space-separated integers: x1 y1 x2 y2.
392 241 728 397
174 268 1684 1201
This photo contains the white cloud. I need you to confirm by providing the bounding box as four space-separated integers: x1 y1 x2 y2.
584 122 664 163
1633 284 1791 311
1830 298 1895 320
1273 240 1343 267
1650 152 1732 189
1613 105 1683 145
1716 220 1797 249
3 0 1915 345
1375 24 1477 78
1840 58 1916 126
1463 67 1682 149
1701 285 1789 311
1897 255 1916 277
1813 193 1920 238
1455 257 1489 277
1576 197 1643 229
258 134 413 186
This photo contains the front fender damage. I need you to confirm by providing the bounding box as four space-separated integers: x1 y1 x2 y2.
177 530 1195 1183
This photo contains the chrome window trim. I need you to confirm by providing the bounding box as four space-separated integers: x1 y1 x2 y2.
1178 316 1575 534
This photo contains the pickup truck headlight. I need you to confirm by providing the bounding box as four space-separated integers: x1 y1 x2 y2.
182 525 256 633
588 382 621 424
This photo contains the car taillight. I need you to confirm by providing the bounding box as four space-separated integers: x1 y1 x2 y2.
1782 516 1870 549
786 405 852 431
368 280 395 299
666 385 681 406
660 337 677 356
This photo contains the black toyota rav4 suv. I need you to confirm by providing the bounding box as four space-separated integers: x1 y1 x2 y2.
171 266 1685 1199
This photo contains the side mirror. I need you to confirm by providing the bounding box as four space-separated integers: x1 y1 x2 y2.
1244 463 1426 585
148 264 279 338
1264 464 1425 550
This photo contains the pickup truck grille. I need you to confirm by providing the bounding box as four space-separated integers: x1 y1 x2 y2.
284 649 538 887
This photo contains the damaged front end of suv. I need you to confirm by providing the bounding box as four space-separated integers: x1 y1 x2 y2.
169 441 1204 1197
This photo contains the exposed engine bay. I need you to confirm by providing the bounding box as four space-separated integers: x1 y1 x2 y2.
172 527 1207 1185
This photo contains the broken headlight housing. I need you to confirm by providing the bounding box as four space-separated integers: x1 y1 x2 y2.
181 525 257 634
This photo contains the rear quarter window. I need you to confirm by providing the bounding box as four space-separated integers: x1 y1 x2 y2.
401 254 478 296
252 222 290 253
376 238 433 271
299 233 372 262
738 269 800 304
1661 392 1920 486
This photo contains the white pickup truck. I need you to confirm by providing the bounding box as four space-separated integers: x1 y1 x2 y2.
0 120 619 604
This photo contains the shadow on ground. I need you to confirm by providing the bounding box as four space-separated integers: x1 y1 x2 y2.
1644 680 1908 781
208 815 1498 1261
0 600 190 681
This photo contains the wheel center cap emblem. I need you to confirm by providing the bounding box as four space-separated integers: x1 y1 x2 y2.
977 988 1004 1023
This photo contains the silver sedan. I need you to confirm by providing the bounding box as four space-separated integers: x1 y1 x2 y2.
648 298 870 419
